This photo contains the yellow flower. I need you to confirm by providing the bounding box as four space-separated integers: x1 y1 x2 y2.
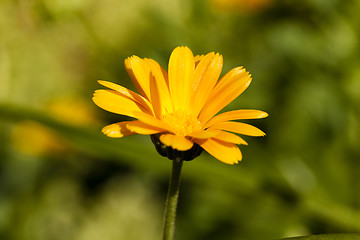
11 121 67 156
93 46 267 164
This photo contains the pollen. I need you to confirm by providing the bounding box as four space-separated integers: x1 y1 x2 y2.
162 111 202 136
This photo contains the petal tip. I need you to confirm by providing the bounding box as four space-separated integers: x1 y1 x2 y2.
261 112 269 118
97 80 111 88
102 125 124 138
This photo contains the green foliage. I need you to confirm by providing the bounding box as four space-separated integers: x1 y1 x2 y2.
280 233 360 240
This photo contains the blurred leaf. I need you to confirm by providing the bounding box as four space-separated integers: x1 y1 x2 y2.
0 103 260 192
280 233 360 240
2 102 360 235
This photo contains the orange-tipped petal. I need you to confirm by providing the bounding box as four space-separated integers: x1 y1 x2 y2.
160 134 194 151
194 138 242 164
205 109 268 128
168 46 195 111
209 121 265 137
92 90 150 118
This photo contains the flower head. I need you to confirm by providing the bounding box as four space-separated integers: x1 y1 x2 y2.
93 46 267 164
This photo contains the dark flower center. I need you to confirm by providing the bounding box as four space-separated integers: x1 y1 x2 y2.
150 133 203 161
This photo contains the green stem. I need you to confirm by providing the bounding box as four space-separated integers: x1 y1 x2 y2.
162 158 183 240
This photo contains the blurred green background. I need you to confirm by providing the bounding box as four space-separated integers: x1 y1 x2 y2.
1 0 360 239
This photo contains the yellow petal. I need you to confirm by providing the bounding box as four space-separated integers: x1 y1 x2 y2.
191 52 223 115
211 67 245 97
168 46 195 111
145 58 173 115
189 129 220 139
133 111 172 132
199 67 251 123
149 71 162 119
102 122 136 138
92 90 150 118
209 121 265 137
126 120 164 135
97 80 153 113
205 109 268 128
194 54 205 67
125 56 151 100
160 134 194 151
194 138 242 164
211 131 248 145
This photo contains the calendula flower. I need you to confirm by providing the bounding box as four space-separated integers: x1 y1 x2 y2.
93 46 267 164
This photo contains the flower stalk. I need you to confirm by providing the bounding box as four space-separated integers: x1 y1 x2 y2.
162 158 183 240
